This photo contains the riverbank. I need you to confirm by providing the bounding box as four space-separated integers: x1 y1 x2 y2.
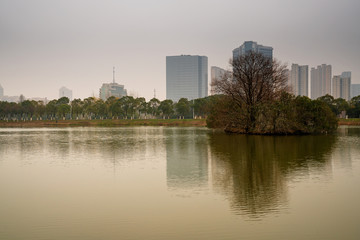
0 118 359 128
0 119 207 127
338 118 360 126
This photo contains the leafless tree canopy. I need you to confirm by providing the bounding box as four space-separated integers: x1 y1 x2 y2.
212 52 289 132
213 52 289 107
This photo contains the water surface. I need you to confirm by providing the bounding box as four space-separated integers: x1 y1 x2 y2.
0 126 359 239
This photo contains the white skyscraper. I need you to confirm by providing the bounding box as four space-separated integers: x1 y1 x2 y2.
0 84 3 99
59 86 73 101
332 72 351 100
289 64 308 97
210 66 226 95
166 55 208 102
233 41 273 59
311 64 332 99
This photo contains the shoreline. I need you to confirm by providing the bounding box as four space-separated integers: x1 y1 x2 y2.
0 118 359 128
0 119 207 128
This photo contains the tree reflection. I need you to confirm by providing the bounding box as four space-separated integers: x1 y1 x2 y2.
209 132 337 218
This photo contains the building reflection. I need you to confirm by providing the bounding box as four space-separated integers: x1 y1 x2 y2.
165 128 209 190
208 132 337 218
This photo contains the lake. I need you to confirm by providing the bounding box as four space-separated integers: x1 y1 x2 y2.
0 126 359 240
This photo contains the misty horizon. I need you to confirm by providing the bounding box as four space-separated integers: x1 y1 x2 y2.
1 0 359 101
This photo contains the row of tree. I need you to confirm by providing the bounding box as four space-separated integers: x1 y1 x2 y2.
317 94 360 118
0 96 214 121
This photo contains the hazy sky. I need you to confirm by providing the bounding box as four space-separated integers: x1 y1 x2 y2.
1 0 359 101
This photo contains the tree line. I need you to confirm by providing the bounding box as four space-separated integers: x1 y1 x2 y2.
0 96 214 121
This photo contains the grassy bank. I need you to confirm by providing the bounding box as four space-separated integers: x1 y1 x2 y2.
1 118 359 128
338 118 360 126
0 119 207 128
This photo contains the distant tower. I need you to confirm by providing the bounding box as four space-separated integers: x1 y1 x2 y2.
59 86 73 101
333 72 351 100
311 64 332 99
289 64 308 97
113 66 115 83
211 66 226 95
0 84 3 98
99 67 127 101
233 41 273 59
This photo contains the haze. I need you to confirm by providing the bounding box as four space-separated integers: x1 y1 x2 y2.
1 0 359 101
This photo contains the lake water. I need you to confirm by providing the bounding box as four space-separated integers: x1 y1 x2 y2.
0 126 359 240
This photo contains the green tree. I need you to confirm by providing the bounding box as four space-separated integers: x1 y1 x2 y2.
159 99 174 119
175 98 191 119
148 98 160 118
71 98 83 119
348 95 360 118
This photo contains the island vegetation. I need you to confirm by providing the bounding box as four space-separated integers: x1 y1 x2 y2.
208 52 343 134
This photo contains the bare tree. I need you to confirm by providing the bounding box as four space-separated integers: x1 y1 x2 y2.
213 52 289 133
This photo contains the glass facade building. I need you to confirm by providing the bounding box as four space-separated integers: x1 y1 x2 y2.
166 55 208 102
232 41 273 59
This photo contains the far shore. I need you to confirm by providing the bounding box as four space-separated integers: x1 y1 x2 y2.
0 119 207 127
338 119 360 126
0 118 359 128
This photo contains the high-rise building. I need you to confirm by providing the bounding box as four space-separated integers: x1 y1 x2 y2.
99 67 127 101
233 41 273 59
289 64 308 97
210 66 226 95
332 72 351 100
99 83 127 101
0 84 3 99
166 55 208 102
59 86 73 101
310 64 332 99
351 84 360 98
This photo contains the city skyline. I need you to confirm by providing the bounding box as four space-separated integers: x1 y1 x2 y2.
1 0 359 101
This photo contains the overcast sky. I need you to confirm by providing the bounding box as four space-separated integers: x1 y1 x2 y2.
1 0 359 101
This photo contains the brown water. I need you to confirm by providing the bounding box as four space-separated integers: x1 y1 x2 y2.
0 126 359 240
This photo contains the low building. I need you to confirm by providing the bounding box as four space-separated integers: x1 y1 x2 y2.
99 82 127 101
59 86 73 101
99 67 128 101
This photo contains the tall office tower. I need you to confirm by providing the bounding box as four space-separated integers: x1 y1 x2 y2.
289 64 308 96
232 41 273 59
310 64 332 99
166 55 208 102
0 84 3 98
332 72 351 100
59 86 73 101
351 84 360 98
210 66 226 95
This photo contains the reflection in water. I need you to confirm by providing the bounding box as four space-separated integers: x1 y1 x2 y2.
1 127 359 240
208 132 337 218
165 128 209 190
